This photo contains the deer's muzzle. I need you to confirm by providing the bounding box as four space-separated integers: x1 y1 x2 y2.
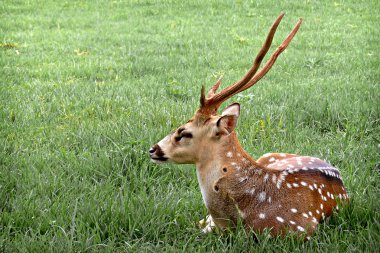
149 144 168 162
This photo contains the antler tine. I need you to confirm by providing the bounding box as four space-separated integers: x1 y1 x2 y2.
230 13 285 91
237 18 302 94
201 13 285 112
207 75 223 98
206 13 284 102
199 14 302 115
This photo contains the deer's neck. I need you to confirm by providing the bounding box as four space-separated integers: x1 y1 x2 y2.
195 132 260 207
196 132 258 172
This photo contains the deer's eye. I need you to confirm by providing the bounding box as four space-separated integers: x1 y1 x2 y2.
182 132 193 138
175 132 192 142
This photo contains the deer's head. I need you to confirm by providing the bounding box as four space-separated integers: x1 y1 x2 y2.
149 13 302 165
149 103 241 164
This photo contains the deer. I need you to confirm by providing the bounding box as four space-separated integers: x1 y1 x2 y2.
149 13 349 238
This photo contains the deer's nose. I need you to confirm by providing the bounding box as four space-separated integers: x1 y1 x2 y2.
149 145 157 154
149 144 166 158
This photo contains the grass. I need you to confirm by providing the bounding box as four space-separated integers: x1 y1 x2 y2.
1 0 379 252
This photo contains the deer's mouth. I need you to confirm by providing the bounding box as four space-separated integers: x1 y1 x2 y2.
151 156 169 163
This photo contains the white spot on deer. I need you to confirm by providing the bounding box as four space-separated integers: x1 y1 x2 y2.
313 183 318 189
292 183 299 188
289 220 296 225
297 226 305 232
302 213 309 218
316 210 320 214
239 176 248 183
269 157 276 163
339 194 342 199
286 183 292 189
272 174 277 184
290 208 298 213
231 162 237 166
226 152 233 158
308 211 313 216
268 196 272 203
276 216 285 223
246 188 256 195
312 217 318 224
320 203 324 210
258 191 266 202
309 185 314 191
259 213 266 219
300 181 308 187
263 173 269 182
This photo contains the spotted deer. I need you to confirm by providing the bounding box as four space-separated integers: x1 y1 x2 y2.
149 14 349 238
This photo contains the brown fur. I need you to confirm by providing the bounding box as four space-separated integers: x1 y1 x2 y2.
150 112 349 237
149 14 348 238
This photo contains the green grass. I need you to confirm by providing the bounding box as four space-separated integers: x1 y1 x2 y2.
1 0 379 252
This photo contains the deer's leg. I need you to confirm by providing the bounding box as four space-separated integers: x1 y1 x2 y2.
199 214 216 233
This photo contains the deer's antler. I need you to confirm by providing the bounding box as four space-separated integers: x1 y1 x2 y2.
199 13 302 115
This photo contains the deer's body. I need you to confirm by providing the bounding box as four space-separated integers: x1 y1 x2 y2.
150 14 348 238
196 131 347 236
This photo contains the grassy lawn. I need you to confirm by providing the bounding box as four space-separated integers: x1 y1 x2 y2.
1 0 379 252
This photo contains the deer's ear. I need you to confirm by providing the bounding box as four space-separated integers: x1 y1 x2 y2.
217 104 240 135
216 115 237 135
221 103 240 118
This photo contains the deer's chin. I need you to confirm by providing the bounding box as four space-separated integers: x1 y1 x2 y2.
151 157 170 164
